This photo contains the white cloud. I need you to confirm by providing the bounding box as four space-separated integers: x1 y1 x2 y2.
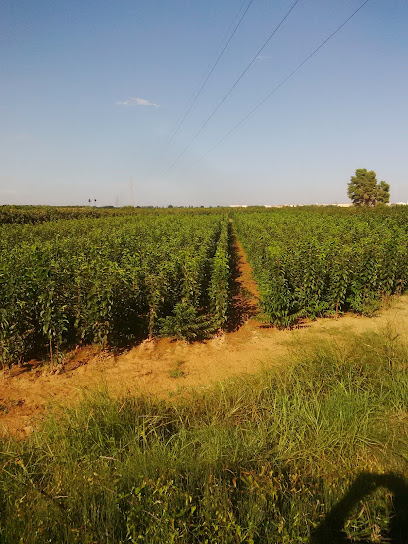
116 97 159 107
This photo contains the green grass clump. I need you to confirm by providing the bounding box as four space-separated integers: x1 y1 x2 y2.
0 328 408 542
169 359 186 379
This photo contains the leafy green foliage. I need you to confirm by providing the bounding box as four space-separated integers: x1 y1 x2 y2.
234 207 408 327
0 212 232 366
159 301 213 341
2 204 407 361
208 218 231 330
0 205 230 225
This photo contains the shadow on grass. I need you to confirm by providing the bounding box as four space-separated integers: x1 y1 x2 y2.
311 472 408 544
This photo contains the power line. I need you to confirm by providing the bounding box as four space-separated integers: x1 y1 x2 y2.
157 0 254 162
193 0 372 166
166 0 301 173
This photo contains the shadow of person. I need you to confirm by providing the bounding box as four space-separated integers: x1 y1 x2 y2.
311 472 408 543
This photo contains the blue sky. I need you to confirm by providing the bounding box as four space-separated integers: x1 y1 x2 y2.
1 0 407 206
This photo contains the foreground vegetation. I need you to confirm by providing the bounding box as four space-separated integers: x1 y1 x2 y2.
0 327 407 542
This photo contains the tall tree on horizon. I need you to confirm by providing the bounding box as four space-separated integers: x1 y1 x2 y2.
347 169 390 206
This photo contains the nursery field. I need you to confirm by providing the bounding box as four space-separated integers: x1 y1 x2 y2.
233 206 408 326
1 206 408 369
1 205 408 542
0 211 230 367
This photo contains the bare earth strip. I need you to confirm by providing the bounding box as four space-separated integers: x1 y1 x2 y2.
1 239 407 437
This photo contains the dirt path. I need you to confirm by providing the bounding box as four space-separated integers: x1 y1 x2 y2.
227 228 260 329
1 243 408 438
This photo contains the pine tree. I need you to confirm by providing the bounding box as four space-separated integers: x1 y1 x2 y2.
347 169 390 206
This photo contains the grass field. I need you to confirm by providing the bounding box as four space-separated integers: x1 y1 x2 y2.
0 326 408 542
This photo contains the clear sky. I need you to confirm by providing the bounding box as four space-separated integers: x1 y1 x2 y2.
1 0 407 207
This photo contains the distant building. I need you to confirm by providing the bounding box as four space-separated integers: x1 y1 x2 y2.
229 204 248 208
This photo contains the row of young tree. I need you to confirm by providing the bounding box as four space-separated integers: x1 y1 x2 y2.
2 204 406 366
0 205 223 225
0 213 231 368
234 207 408 327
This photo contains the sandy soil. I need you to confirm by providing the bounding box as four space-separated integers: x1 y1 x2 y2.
1 238 407 438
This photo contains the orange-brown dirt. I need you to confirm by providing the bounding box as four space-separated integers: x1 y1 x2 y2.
1 237 407 438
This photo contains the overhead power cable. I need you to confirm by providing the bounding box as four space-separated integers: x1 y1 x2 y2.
193 0 372 166
158 0 254 160
166 0 301 172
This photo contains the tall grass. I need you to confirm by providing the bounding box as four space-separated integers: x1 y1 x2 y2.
1 328 407 542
